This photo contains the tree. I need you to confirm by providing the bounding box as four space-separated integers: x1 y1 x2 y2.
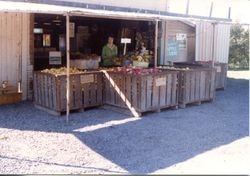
229 24 249 69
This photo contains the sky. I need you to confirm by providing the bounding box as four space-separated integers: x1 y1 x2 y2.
167 0 250 24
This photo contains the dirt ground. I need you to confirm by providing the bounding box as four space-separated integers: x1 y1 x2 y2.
0 71 249 174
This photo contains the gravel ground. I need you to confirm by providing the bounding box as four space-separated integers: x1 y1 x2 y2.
0 71 249 174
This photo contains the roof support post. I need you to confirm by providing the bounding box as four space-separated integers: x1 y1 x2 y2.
212 22 216 67
66 13 70 123
154 20 159 68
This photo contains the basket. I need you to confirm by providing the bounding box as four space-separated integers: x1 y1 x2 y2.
132 61 149 68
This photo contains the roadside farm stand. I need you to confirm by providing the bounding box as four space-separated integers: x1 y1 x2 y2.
0 1 231 119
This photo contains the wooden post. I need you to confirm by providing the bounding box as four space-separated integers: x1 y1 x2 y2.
209 1 213 17
154 20 159 68
228 6 231 19
186 0 190 15
66 14 70 123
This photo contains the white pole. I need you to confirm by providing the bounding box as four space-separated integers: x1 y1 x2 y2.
154 20 159 68
66 14 70 123
212 22 215 67
123 43 127 55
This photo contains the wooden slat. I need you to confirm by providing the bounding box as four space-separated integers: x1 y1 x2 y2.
200 71 206 100
190 71 195 102
146 76 153 109
125 75 132 109
159 76 167 107
96 73 103 105
210 69 216 99
131 76 138 109
171 73 177 105
166 74 172 105
152 76 159 108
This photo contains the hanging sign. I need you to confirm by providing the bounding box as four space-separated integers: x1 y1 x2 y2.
49 51 62 65
121 38 131 44
176 33 186 41
156 77 167 87
80 74 94 84
176 33 187 49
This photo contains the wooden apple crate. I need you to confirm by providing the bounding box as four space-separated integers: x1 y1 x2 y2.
103 70 179 117
193 62 228 90
0 86 22 105
33 71 103 115
161 67 216 108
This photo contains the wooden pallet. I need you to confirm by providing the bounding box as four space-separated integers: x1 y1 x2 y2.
103 70 179 117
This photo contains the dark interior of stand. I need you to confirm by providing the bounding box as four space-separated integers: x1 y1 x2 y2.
34 14 156 70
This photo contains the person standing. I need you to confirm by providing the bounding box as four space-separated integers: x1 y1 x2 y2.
101 35 118 66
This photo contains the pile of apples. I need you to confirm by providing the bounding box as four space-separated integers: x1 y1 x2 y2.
112 67 162 75
41 67 84 75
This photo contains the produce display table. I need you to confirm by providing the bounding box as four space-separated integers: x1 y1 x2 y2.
0 86 22 105
102 68 179 117
33 70 103 115
160 66 216 108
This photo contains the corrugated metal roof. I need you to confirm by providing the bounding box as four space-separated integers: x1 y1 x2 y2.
0 0 232 22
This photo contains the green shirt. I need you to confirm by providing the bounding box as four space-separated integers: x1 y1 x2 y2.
102 44 118 66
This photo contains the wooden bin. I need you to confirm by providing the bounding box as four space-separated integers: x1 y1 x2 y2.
214 63 227 90
0 86 22 105
33 71 103 115
176 67 216 108
103 70 179 117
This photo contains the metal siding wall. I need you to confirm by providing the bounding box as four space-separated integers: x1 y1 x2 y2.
195 21 230 63
214 24 231 63
0 12 31 100
195 21 213 62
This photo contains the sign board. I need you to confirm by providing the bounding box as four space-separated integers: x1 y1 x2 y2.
167 39 179 59
176 33 186 41
156 77 167 87
176 33 187 49
121 38 131 44
80 74 94 84
49 51 62 65
70 22 75 38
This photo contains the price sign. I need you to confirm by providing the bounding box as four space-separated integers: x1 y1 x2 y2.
156 77 167 87
80 74 94 84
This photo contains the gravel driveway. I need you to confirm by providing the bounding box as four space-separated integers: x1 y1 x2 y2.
0 71 249 174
